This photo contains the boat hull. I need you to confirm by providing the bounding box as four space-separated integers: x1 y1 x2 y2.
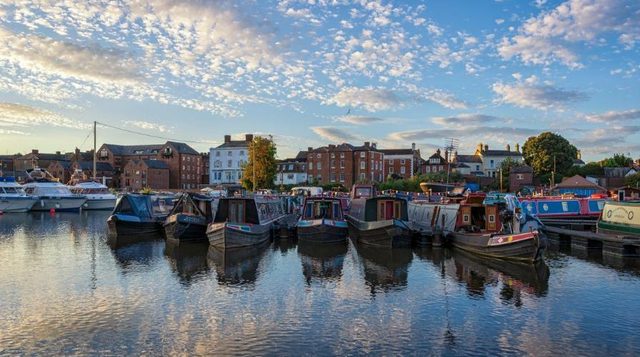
346 216 412 248
297 219 348 244
0 197 37 213
448 230 544 262
107 215 164 238
207 222 272 249
30 196 87 212
83 198 116 210
164 214 208 243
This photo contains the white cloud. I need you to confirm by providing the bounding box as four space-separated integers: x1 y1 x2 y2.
123 120 172 133
311 126 357 142
326 87 404 112
585 109 640 123
498 0 640 67
431 114 501 126
389 126 539 144
335 116 384 125
492 78 586 110
0 102 90 129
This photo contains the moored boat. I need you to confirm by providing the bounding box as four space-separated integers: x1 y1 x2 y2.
520 195 605 224
345 184 412 248
447 192 545 262
297 196 348 244
23 168 86 212
68 180 117 210
206 195 286 249
164 193 214 243
107 193 174 242
0 177 37 213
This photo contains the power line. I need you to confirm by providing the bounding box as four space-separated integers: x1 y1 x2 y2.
95 121 212 144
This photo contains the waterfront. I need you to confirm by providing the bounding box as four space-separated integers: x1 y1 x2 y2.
1 212 640 355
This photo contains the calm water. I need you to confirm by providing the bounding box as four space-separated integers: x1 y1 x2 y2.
1 212 640 355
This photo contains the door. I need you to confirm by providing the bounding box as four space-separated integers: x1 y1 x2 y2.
378 200 400 220
486 205 498 231
229 200 245 223
619 190 625 201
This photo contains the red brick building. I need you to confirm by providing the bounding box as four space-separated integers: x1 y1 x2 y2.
122 160 170 190
423 149 450 174
509 165 534 192
380 144 421 179
97 141 199 189
200 152 210 185
306 142 384 188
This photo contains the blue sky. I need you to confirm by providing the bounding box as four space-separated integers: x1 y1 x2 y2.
0 0 639 161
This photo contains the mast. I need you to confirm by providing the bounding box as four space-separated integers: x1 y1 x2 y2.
252 136 256 192
93 121 97 181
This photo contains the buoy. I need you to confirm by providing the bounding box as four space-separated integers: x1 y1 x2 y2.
49 208 55 214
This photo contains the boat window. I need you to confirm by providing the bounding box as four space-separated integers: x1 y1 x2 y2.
229 200 246 223
488 215 495 223
354 187 372 198
24 187 35 195
463 214 470 223
333 202 342 219
117 197 134 215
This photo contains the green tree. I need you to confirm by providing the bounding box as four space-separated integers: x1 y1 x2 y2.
625 173 640 188
600 153 633 167
522 132 578 177
564 161 605 178
241 136 277 190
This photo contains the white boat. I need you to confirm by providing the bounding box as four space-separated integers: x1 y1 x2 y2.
68 181 116 210
23 168 87 212
0 177 38 213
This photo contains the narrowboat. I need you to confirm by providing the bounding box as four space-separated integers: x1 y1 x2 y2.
520 195 605 223
447 193 545 262
0 177 37 212
297 196 348 244
345 184 413 248
164 193 214 243
107 193 174 240
23 168 87 212
597 200 640 237
206 195 286 249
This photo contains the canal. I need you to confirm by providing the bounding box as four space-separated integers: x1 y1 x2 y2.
1 211 639 355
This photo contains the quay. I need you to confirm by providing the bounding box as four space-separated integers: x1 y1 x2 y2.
544 225 640 257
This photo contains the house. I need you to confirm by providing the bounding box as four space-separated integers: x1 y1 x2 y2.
14 149 68 181
306 142 384 188
451 152 483 176
274 156 308 186
601 167 638 190
380 144 421 179
473 143 524 178
509 165 534 192
551 175 607 197
98 141 200 189
422 148 449 175
200 152 210 185
0 154 19 176
614 186 640 201
122 160 170 190
209 134 253 186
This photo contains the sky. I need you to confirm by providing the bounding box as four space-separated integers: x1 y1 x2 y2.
0 0 639 161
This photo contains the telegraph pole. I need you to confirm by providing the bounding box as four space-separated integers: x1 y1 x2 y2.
93 121 97 181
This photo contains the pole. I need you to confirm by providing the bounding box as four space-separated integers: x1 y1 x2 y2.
93 121 97 181
252 136 256 192
499 168 503 192
551 155 556 187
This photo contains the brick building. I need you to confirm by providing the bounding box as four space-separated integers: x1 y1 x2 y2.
509 165 534 192
423 149 449 174
306 142 384 188
122 160 170 190
14 150 68 181
97 141 200 189
380 144 421 179
0 155 18 176
200 152 210 185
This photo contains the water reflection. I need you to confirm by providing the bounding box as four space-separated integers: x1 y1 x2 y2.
0 213 33 238
111 240 165 273
352 242 413 294
164 241 210 285
272 237 297 255
449 249 550 302
297 242 347 285
207 241 270 286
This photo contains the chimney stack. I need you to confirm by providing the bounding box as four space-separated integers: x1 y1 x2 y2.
307 147 313 152
32 149 39 155
506 144 511 152
55 151 61 155
484 144 489 152
516 143 520 152
577 150 581 160
224 135 231 143
445 149 449 163
245 134 254 142
477 143 483 153
364 141 370 147
411 142 416 151
372 142 377 149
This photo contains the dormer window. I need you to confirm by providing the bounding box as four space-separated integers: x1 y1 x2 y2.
100 149 108 158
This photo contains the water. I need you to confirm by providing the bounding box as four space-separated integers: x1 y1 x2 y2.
1 212 640 355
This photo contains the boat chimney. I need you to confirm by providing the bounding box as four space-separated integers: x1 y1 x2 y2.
224 135 231 143
245 134 254 142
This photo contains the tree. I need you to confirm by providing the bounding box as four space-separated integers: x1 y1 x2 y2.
625 173 640 188
241 136 277 190
600 154 633 167
564 161 604 178
522 132 578 177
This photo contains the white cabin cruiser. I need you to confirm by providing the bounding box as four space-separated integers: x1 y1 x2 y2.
0 177 38 212
68 181 116 210
23 168 87 212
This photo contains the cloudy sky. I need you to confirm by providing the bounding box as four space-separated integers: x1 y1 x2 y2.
0 0 638 160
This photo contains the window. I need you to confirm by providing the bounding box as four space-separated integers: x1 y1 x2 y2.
360 173 365 180
182 165 185 170
339 173 345 182
340 160 344 168
309 162 313 170
388 159 393 164
228 151 233 156
389 167 394 173
330 173 336 182
340 153 344 158
216 151 220 157
401 166 406 174
331 153 335 158
330 160 335 168
490 159 494 168
317 162 322 170
288 164 293 170
360 161 365 170
239 150 244 156
400 159 405 165
227 160 232 167
360 152 365 158
371 160 374 170
517 174 524 180
476 165 480 171
316 153 322 159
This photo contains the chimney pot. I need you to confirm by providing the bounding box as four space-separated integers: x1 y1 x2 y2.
224 135 231 143
364 141 370 147
484 144 489 152
307 147 313 152
245 134 253 142
372 142 377 149
411 143 416 151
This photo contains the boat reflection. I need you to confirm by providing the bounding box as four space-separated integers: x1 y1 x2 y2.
0 213 33 238
110 240 165 273
164 241 210 285
449 249 550 303
297 242 348 285
106 230 165 249
272 237 297 255
352 242 413 294
207 240 271 286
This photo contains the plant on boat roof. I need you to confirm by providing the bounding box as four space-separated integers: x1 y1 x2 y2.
140 187 153 195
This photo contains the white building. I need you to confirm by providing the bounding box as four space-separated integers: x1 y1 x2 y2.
274 158 308 185
451 143 523 177
209 134 252 185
